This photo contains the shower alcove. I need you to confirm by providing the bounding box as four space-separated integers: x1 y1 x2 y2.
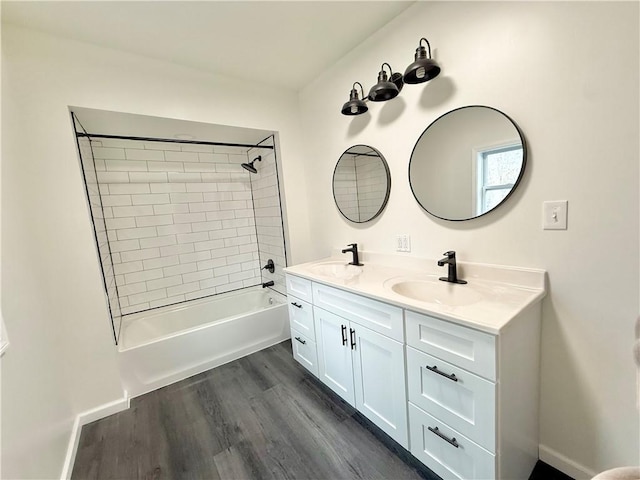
72 107 290 395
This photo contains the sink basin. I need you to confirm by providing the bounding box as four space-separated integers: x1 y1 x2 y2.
385 277 483 306
309 261 363 280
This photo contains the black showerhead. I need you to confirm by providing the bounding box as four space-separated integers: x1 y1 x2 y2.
241 156 261 174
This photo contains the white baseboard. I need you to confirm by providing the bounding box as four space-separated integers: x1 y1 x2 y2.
539 444 598 479
60 391 130 480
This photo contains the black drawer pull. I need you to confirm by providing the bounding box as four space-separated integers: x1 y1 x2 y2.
428 426 459 448
426 365 458 382
341 325 348 346
291 302 302 309
294 336 306 345
350 328 356 350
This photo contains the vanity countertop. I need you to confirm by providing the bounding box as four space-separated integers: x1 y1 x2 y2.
284 251 546 335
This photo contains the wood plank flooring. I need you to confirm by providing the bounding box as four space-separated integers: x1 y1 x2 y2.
72 340 437 480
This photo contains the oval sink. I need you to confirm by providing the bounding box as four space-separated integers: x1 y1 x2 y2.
309 261 363 280
386 278 483 306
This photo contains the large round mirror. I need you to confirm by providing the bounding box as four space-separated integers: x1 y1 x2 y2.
409 106 526 221
333 145 391 223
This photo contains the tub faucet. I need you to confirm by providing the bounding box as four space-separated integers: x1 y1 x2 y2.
262 280 275 288
438 251 467 284
342 243 363 266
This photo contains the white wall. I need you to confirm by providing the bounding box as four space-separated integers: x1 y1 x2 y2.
299 1 639 477
1 24 309 478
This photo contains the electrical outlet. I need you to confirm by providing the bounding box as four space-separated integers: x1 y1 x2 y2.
543 200 568 230
395 235 411 252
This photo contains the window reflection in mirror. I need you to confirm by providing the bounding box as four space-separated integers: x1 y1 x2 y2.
475 144 523 215
333 145 391 223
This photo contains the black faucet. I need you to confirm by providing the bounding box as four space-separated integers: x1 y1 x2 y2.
342 243 363 266
261 259 275 274
437 251 467 284
262 280 275 288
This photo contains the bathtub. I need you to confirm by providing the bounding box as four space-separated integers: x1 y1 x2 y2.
117 286 290 397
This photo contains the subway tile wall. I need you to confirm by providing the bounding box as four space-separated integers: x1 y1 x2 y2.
78 138 123 340
332 154 388 222
333 156 359 220
82 136 286 316
249 140 286 295
354 156 388 221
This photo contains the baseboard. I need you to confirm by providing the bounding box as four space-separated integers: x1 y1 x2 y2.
539 444 597 480
60 391 130 480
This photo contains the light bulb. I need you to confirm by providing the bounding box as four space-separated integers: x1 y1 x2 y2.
351 105 358 114
416 66 426 79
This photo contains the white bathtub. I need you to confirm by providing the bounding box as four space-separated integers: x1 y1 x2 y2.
117 287 290 397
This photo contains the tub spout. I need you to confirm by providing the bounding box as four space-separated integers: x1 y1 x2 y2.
262 281 275 288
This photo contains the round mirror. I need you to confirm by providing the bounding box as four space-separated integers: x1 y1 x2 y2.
333 145 391 223
409 106 526 221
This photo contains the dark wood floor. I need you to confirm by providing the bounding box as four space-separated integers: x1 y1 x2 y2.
72 340 572 480
72 340 436 480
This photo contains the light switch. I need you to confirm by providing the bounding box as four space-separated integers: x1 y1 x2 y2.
543 200 568 230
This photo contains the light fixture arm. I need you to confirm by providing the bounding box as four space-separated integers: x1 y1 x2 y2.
419 38 432 58
352 81 366 101
381 62 393 76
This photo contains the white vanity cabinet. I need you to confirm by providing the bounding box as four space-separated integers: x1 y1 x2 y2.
313 283 409 448
284 266 542 480
286 275 318 377
285 275 409 449
405 310 541 480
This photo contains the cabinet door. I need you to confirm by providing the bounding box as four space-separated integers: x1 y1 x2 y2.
314 306 355 406
352 326 408 448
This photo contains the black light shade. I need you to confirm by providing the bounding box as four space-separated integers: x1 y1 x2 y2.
341 82 368 116
403 37 441 84
368 63 402 102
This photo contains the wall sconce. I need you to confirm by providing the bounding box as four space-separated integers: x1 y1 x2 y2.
341 37 441 116
341 82 368 116
403 37 440 84
368 63 404 102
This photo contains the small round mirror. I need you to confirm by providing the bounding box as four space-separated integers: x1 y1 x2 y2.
409 106 526 221
333 145 391 223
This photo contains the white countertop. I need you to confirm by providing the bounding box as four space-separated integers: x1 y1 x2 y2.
284 251 547 334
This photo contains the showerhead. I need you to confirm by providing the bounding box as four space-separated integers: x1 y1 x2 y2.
241 156 261 174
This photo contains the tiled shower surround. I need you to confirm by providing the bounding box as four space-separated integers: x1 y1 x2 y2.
334 154 388 221
79 135 286 330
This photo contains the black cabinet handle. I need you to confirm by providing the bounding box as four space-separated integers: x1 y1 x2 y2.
291 302 302 309
426 365 458 382
341 325 348 346
428 426 459 448
350 328 356 350
294 336 306 345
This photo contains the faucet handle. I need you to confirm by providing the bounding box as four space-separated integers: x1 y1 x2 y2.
349 243 358 248
443 250 455 258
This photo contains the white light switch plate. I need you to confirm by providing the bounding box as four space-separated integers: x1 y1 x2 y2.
543 200 568 230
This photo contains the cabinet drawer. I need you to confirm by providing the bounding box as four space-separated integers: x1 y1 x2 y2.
409 403 495 480
312 283 404 342
286 275 313 303
287 296 314 340
407 346 495 452
406 311 496 381
291 329 318 377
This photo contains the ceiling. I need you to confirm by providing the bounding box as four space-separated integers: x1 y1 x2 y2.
2 1 415 91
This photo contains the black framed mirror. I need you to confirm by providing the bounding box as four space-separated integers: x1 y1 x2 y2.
409 105 526 221
332 145 391 223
